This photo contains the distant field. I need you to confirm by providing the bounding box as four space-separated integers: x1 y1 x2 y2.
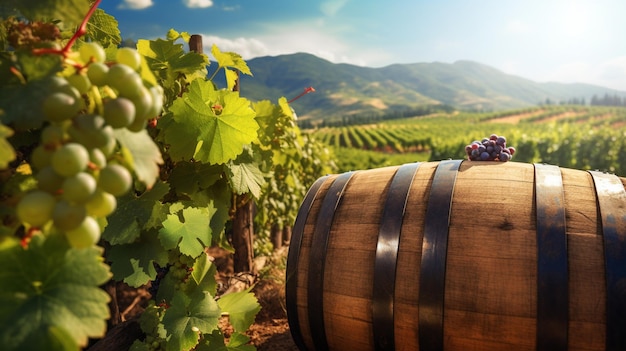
306 105 626 175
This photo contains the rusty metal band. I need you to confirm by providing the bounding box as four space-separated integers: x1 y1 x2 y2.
534 163 569 351
307 171 355 351
372 162 421 351
418 159 462 351
589 171 626 351
285 175 330 351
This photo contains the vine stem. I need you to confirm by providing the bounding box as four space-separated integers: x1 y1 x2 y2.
32 0 102 57
288 86 315 103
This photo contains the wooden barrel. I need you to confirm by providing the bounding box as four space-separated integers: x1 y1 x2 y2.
285 160 626 351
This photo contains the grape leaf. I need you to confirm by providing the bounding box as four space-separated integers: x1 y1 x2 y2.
107 229 169 287
114 128 163 189
191 253 218 296
216 289 260 332
210 45 252 91
16 50 63 80
158 206 214 257
137 37 208 77
226 161 265 199
102 181 170 245
211 44 252 76
206 179 234 251
0 234 111 350
162 290 220 351
164 79 259 164
85 8 121 48
0 77 56 130
166 29 191 43
169 161 223 195
22 325 79 351
197 331 255 351
0 123 15 169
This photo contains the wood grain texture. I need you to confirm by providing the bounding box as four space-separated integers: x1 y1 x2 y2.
288 161 624 351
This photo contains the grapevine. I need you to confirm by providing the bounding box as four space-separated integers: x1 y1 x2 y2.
0 2 334 350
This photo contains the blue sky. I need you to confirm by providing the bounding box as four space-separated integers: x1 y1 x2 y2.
100 0 626 91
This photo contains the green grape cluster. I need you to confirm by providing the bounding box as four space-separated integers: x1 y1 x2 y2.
168 251 196 290
16 42 163 248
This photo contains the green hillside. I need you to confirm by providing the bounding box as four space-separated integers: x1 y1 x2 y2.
236 53 626 121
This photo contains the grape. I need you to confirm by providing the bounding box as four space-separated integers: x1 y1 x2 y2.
62 87 83 105
51 143 89 177
53 200 87 231
41 124 68 146
67 73 91 94
465 134 514 162
99 134 117 156
106 64 135 83
42 92 80 122
116 47 141 71
89 148 107 169
103 97 136 128
68 114 114 149
98 164 132 196
107 64 143 98
65 215 100 248
36 166 64 194
47 76 71 91
31 145 54 170
85 190 117 217
149 86 164 116
130 86 154 121
87 62 109 87
79 42 106 63
167 253 195 290
126 116 147 133
16 190 56 227
62 172 97 203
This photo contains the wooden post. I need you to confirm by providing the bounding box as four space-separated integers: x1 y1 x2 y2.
283 226 292 245
189 34 203 54
232 196 256 273
271 223 282 250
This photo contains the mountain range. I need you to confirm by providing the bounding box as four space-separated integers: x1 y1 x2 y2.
232 53 626 121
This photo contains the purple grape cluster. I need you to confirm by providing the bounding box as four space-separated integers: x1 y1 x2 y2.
465 134 516 162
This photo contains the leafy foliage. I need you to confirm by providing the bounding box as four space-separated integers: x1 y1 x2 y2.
0 2 336 351
0 234 111 349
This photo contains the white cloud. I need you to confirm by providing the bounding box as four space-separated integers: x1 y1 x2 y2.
117 0 153 10
183 0 214 8
198 17 390 68
320 0 350 16
202 36 270 58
